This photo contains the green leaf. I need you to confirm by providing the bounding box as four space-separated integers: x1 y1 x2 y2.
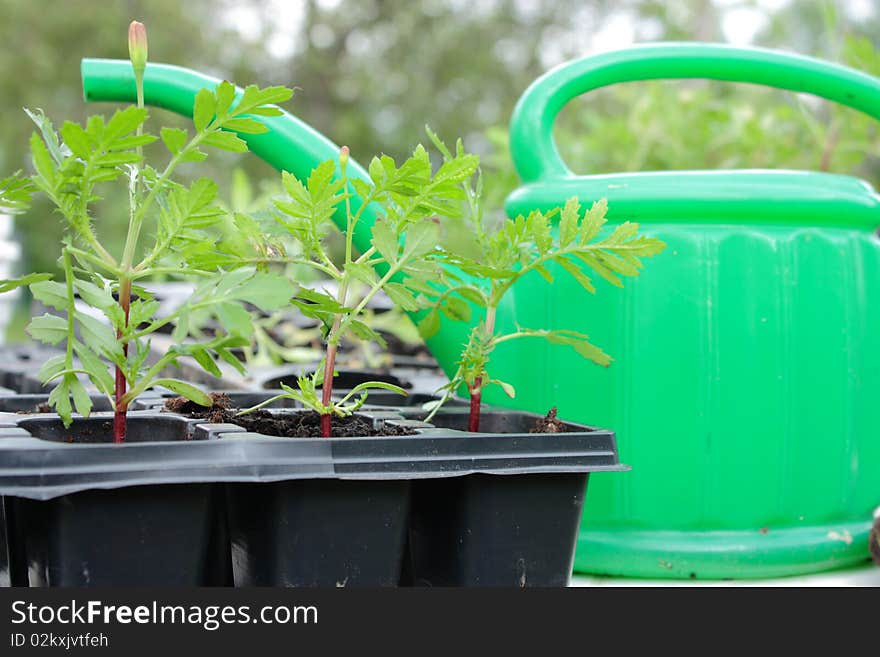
193 88 217 132
75 279 115 312
25 108 66 165
544 330 612 367
37 354 66 384
349 320 386 346
307 160 337 199
456 286 487 306
339 381 408 405
247 106 284 117
533 263 554 283
215 81 237 116
94 152 140 167
417 310 440 339
347 262 379 287
371 220 399 264
74 343 114 395
579 199 608 243
190 347 222 378
27 313 68 345
402 221 440 259
76 312 119 358
385 282 420 311
493 379 516 398
152 379 212 406
559 197 581 247
60 121 91 159
180 148 207 163
215 346 247 376
69 375 93 418
202 131 248 152
434 153 479 184
216 302 253 337
442 296 471 322
557 257 596 294
0 273 51 294
172 309 190 342
108 134 156 151
104 106 148 140
236 272 297 311
127 299 160 331
30 280 67 310
29 132 57 187
48 376 73 427
572 252 623 288
186 177 219 210
222 118 268 134
160 127 188 154
368 157 385 185
0 173 34 214
350 179 373 204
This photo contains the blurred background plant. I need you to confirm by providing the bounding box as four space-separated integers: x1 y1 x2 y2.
2 0 879 342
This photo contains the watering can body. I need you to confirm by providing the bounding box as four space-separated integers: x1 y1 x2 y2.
504 43 880 579
80 42 880 579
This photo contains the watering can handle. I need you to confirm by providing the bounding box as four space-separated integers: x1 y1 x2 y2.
80 58 378 253
509 42 880 183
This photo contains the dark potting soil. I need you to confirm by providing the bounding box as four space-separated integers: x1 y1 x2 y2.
530 407 566 434
163 392 232 422
162 394 414 438
222 410 414 438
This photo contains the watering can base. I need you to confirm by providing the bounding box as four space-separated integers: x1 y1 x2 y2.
574 520 873 580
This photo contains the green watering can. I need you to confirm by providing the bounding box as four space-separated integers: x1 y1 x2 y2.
81 42 880 580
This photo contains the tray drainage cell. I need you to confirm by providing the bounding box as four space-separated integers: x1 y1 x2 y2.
16 415 198 443
0 394 115 414
405 410 591 434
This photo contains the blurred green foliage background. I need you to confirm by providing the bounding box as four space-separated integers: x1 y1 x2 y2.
1 0 878 284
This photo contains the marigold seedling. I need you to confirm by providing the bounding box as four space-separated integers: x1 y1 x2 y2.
419 128 667 432
0 22 297 441
238 142 479 437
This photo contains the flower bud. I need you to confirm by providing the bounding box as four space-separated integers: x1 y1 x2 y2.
128 21 148 75
339 145 350 167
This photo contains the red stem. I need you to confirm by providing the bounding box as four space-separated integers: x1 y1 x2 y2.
113 280 132 444
468 378 482 433
320 343 338 438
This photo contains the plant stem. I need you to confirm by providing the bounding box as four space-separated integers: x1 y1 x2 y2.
113 277 131 444
468 304 497 433
320 341 338 438
320 279 350 438
468 385 482 432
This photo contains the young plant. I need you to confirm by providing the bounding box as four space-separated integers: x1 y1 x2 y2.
420 130 667 431
240 143 479 437
0 22 297 441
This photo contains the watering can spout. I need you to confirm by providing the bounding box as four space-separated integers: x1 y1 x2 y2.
80 58 377 251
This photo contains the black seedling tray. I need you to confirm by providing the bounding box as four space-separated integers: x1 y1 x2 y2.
0 407 626 587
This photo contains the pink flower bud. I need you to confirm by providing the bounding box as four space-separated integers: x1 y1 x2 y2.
339 145 350 167
128 21 148 75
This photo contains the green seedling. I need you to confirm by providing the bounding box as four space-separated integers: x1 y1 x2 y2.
0 22 297 441
238 143 479 437
420 129 667 432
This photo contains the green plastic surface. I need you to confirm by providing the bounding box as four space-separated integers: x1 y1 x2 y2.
507 43 880 579
81 44 880 579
